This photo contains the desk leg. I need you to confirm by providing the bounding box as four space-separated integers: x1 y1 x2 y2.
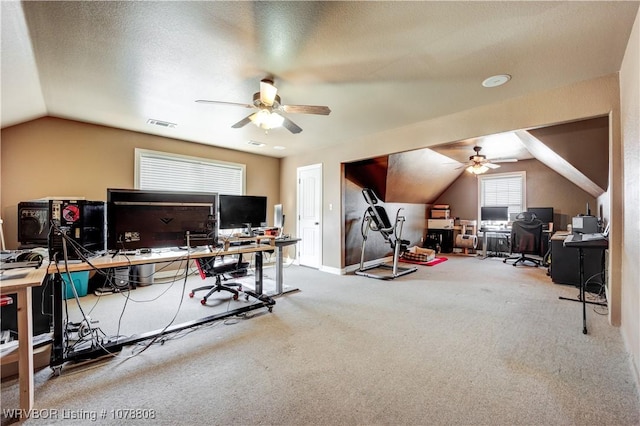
16 287 35 414
275 245 284 295
482 232 488 259
579 248 587 334
254 250 263 295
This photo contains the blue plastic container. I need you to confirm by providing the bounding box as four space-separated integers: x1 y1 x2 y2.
61 271 89 299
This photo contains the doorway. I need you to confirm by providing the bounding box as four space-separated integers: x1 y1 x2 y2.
297 164 322 268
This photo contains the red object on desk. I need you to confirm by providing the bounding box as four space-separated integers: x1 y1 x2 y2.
0 295 13 306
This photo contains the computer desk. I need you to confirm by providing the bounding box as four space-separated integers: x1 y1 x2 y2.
0 265 48 415
479 227 552 260
479 227 511 258
47 243 276 371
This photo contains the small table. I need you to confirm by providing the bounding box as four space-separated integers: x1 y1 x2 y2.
562 234 608 334
0 266 48 415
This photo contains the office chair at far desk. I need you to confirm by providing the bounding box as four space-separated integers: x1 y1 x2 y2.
504 212 544 267
190 256 249 304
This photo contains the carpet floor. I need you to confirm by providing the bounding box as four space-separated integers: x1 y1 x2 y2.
2 254 639 425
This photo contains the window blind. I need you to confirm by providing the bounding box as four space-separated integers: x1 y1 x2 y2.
479 172 525 216
135 149 245 195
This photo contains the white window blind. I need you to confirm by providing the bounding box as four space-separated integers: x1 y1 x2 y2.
479 172 525 217
135 149 245 195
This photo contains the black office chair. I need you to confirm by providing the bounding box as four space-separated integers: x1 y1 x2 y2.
504 212 544 267
189 256 249 304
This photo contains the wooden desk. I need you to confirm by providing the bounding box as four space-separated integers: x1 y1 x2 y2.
0 265 48 415
48 244 276 368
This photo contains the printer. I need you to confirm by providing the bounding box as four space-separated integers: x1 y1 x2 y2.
571 215 600 234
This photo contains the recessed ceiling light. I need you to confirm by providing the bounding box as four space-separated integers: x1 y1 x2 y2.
482 74 511 88
273 146 286 150
247 140 266 147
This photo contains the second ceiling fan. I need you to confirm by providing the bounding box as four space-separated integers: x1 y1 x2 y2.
460 146 517 174
196 78 331 134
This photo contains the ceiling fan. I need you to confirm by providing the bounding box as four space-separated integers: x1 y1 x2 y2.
196 78 331 134
459 146 517 174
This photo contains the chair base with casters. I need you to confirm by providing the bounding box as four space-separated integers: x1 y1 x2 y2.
190 256 248 304
503 253 543 267
355 188 417 280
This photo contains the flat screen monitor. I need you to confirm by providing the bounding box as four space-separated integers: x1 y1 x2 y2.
107 189 217 250
527 207 554 225
218 195 268 230
481 206 509 222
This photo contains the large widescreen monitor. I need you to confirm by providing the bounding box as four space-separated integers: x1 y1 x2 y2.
480 206 509 222
218 195 267 230
107 189 217 250
527 207 554 225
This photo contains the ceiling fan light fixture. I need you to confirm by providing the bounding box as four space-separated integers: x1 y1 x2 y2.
250 109 284 130
466 164 490 175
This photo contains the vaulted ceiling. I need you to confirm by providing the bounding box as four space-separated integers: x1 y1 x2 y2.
2 1 637 162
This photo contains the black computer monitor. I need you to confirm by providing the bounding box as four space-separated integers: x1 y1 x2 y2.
107 189 217 250
218 195 268 230
481 206 509 221
527 207 554 225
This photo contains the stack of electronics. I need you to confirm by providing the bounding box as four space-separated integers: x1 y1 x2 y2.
16 190 275 263
18 199 106 261
426 212 455 253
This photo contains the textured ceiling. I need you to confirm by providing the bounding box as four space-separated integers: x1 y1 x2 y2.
2 1 638 158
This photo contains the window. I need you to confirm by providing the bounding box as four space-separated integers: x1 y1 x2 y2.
135 149 245 195
478 172 526 220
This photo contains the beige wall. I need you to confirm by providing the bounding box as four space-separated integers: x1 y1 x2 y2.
0 117 281 249
620 8 640 386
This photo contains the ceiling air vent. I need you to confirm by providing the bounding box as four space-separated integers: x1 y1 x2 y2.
147 119 176 128
247 140 266 147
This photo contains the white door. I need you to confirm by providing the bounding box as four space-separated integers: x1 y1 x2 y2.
297 164 322 268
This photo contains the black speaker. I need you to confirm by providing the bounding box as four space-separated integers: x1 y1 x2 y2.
18 201 50 247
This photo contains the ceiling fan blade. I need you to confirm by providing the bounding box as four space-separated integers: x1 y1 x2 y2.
260 79 278 106
281 116 303 134
281 104 331 115
196 99 254 109
491 158 518 163
231 113 255 129
486 163 501 169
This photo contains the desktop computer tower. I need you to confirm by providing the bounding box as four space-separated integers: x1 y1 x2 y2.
48 200 105 261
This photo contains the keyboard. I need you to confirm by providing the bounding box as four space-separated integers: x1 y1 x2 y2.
578 233 607 241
